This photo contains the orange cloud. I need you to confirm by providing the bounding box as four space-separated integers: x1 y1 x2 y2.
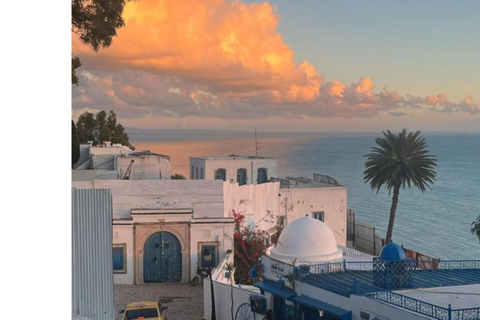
72 0 321 103
72 0 480 119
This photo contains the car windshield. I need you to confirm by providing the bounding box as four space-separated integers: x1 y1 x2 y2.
125 308 158 319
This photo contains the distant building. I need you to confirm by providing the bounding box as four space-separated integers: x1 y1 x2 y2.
73 142 171 181
190 155 277 185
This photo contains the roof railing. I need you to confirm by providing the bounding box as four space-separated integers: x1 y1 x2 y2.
295 267 480 320
271 177 290 189
313 173 340 186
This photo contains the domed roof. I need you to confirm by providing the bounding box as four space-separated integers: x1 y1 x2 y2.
379 243 406 260
270 216 343 264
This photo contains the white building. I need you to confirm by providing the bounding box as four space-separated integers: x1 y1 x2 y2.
224 175 347 246
72 179 234 285
206 217 480 320
73 143 171 181
190 155 277 185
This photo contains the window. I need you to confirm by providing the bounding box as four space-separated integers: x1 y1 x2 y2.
257 168 268 184
215 168 226 181
312 211 325 222
200 168 204 179
113 244 126 273
195 167 199 179
191 166 194 179
125 308 158 320
237 168 247 186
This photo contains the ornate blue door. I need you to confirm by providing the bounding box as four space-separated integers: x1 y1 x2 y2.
143 232 182 282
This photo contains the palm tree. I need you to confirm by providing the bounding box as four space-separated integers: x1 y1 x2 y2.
364 129 437 244
471 215 480 242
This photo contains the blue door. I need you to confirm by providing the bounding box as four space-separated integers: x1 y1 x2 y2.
273 296 286 320
144 232 182 282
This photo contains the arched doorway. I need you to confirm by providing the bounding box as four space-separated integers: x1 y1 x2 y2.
237 168 247 186
257 168 268 184
215 168 226 181
143 231 182 282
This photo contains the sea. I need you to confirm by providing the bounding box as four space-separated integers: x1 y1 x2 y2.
129 129 480 260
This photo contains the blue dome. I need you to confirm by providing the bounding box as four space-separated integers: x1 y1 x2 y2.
379 243 406 260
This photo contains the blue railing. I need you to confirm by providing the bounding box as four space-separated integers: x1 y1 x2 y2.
305 260 480 274
452 307 480 320
417 260 480 270
295 265 480 320
355 280 451 319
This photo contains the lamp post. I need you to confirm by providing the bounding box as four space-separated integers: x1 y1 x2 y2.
203 247 216 320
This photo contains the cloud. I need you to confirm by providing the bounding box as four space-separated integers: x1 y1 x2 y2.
73 0 321 104
389 112 407 117
72 0 480 121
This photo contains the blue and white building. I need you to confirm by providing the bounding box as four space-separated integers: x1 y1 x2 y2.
207 216 480 320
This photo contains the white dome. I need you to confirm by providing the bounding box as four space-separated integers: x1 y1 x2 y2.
270 216 343 264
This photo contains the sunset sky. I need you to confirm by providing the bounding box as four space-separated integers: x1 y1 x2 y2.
72 0 480 132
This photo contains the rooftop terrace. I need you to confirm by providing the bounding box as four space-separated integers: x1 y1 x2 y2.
191 155 274 160
295 260 480 319
272 173 343 189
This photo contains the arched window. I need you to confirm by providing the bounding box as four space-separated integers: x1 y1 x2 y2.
191 166 194 179
257 168 268 184
215 168 226 181
237 168 247 186
200 168 204 179
195 167 199 179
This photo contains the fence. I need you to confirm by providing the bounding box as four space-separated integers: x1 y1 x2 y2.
313 173 340 186
271 177 290 189
347 209 384 255
347 209 437 261
295 266 480 320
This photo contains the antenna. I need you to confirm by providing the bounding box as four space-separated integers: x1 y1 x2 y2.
255 127 261 157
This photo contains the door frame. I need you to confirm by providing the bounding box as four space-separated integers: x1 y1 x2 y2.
134 223 189 284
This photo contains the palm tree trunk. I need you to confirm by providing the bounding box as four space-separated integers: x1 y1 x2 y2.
385 184 400 244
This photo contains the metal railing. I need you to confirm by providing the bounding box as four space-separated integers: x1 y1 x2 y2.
305 260 480 274
313 173 340 186
271 177 290 189
417 260 480 270
294 262 480 320
355 280 451 320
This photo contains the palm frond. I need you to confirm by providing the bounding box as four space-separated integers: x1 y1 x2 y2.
364 129 437 194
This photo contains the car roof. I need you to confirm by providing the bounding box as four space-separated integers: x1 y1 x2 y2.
126 301 159 308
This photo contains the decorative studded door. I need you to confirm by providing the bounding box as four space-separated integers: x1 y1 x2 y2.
143 232 182 282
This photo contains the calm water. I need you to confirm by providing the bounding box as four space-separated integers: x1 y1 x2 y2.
130 131 480 260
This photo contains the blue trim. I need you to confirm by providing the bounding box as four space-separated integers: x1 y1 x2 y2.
294 295 352 320
253 279 297 301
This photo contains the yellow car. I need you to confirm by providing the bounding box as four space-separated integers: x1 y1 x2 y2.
119 301 168 320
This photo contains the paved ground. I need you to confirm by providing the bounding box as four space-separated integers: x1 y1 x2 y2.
115 283 204 320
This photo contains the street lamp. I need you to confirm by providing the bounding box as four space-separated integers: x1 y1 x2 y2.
203 247 216 320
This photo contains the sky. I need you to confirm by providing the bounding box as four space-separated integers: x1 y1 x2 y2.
72 0 480 132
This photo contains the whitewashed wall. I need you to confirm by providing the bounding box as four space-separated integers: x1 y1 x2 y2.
72 180 225 219
223 181 281 231
204 256 263 320
190 223 234 278
117 156 171 180
72 170 119 181
224 181 347 246
280 186 347 246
